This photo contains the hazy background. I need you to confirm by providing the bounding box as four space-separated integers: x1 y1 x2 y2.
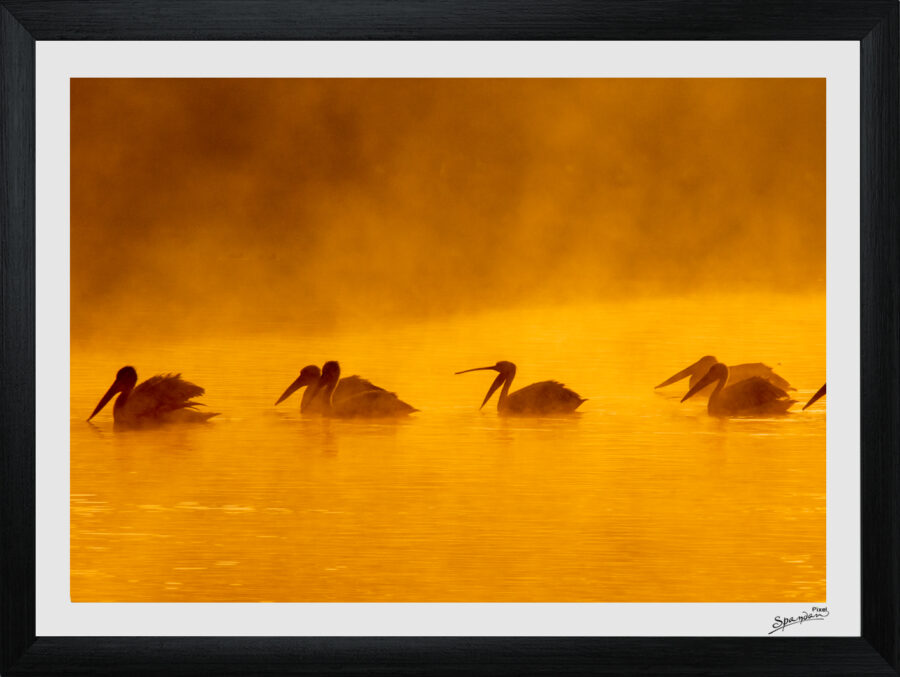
71 78 824 343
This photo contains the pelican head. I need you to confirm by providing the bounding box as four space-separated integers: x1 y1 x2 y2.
275 365 321 405
321 360 341 383
656 355 718 389
310 360 341 401
88 366 138 421
681 362 728 402
455 361 517 409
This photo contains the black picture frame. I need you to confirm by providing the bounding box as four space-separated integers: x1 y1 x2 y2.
1 1 897 675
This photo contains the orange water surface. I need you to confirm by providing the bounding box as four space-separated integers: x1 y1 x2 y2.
71 294 825 602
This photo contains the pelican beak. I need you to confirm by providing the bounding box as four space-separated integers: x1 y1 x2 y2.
88 378 122 421
275 375 306 405
480 372 506 409
802 383 826 410
455 366 504 409
455 366 498 375
656 359 703 389
681 370 716 403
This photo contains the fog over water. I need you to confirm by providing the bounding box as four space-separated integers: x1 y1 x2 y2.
71 79 825 602
72 78 823 341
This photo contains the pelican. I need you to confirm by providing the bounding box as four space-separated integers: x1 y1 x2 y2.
681 362 795 417
87 366 219 430
456 361 585 416
311 361 417 418
275 364 384 413
802 383 826 410
656 355 793 395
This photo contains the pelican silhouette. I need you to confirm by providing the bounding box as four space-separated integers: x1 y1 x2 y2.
456 360 585 416
802 383 826 410
681 362 795 417
656 355 793 395
310 361 417 418
275 364 384 413
87 366 219 430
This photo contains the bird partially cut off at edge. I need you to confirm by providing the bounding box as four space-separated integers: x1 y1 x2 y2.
802 383 826 410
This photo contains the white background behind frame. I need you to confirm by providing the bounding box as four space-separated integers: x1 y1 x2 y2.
35 41 859 636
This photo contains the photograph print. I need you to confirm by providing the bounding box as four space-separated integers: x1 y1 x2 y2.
71 78 825 603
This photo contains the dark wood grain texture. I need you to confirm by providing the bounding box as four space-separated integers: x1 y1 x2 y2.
0 1 897 675
4 637 899 676
0 0 893 40
0 3 36 675
861 1 900 672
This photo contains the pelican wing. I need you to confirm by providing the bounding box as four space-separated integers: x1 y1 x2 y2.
128 374 208 419
333 375 385 402
723 376 790 409
333 389 417 418
729 363 793 391
506 381 585 414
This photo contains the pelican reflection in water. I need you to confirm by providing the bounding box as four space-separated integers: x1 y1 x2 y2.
681 361 795 417
311 361 417 418
275 364 384 414
803 383 826 410
656 355 793 395
456 360 585 416
87 366 219 430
